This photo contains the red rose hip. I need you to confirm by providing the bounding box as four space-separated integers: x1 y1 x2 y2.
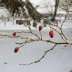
12 32 16 37
36 24 43 31
49 30 54 38
14 47 19 53
39 25 43 31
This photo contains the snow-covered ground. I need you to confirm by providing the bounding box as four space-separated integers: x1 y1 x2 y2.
0 0 72 72
0 17 72 30
0 3 72 72
0 27 72 72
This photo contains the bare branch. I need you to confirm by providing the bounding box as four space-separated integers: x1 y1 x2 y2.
19 44 57 65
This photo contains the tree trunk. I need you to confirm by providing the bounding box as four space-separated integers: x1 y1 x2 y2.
51 0 59 22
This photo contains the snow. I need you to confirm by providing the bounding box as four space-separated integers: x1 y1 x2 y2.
0 7 10 17
0 27 72 72
0 0 72 72
0 17 72 30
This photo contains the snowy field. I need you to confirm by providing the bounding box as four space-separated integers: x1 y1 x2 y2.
0 14 72 72
0 27 72 72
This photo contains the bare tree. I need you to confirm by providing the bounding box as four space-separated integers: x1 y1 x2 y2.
59 0 72 12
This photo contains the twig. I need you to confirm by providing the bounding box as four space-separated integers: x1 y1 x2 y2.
19 44 57 65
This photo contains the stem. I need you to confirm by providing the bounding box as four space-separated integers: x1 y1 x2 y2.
19 44 57 65
39 31 42 40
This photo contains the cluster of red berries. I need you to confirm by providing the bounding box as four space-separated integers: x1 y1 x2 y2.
13 25 54 53
36 24 54 38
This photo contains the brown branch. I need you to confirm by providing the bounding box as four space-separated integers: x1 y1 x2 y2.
28 26 41 39
15 38 72 50
0 13 72 66
61 14 67 28
60 13 68 41
19 44 57 66
50 26 68 43
0 34 20 38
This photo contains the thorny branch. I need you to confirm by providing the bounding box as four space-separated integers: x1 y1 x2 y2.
49 12 68 42
19 44 57 65
0 12 72 65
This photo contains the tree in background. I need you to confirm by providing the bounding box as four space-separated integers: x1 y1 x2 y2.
59 0 72 12
0 0 26 16
51 0 60 21
25 0 42 20
0 0 42 20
